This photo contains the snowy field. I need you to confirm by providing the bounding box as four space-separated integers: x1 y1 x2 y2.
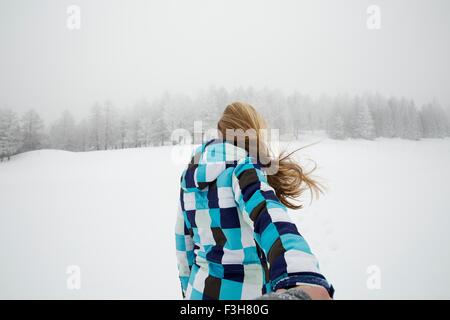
1 137 450 299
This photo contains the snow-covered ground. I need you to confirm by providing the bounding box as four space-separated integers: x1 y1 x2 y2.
1 137 450 299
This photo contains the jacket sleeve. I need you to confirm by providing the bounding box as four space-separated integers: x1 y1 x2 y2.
232 157 333 296
175 201 195 298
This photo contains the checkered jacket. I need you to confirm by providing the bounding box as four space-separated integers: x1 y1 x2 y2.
175 139 333 300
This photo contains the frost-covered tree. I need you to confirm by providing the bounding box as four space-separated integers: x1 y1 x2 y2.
327 108 347 139
128 99 155 148
151 102 167 146
286 92 315 138
257 88 288 134
49 110 77 150
315 94 333 131
89 102 104 150
401 100 422 140
421 101 450 138
333 94 353 138
117 112 129 149
0 109 21 160
352 101 375 140
374 96 395 138
20 109 45 152
365 93 389 138
286 92 302 139
195 87 228 132
75 119 89 151
103 101 118 149
129 107 144 148
388 97 415 138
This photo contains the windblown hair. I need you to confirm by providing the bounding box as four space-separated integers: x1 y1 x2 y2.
217 101 323 209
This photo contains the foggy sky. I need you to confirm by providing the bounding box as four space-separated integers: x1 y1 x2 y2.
1 0 449 121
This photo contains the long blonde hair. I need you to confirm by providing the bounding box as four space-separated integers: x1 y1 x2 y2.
217 101 322 209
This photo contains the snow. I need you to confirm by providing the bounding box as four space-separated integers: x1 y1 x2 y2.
1 138 450 299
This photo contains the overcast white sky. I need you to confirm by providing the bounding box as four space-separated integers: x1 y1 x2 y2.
0 0 449 121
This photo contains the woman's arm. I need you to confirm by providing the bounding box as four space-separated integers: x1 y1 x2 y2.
174 201 195 298
276 285 332 300
232 157 333 299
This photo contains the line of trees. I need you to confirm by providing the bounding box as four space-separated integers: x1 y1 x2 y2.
1 88 449 161
0 109 45 161
326 94 449 140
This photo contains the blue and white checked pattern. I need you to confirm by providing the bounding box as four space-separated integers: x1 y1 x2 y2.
175 139 333 300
